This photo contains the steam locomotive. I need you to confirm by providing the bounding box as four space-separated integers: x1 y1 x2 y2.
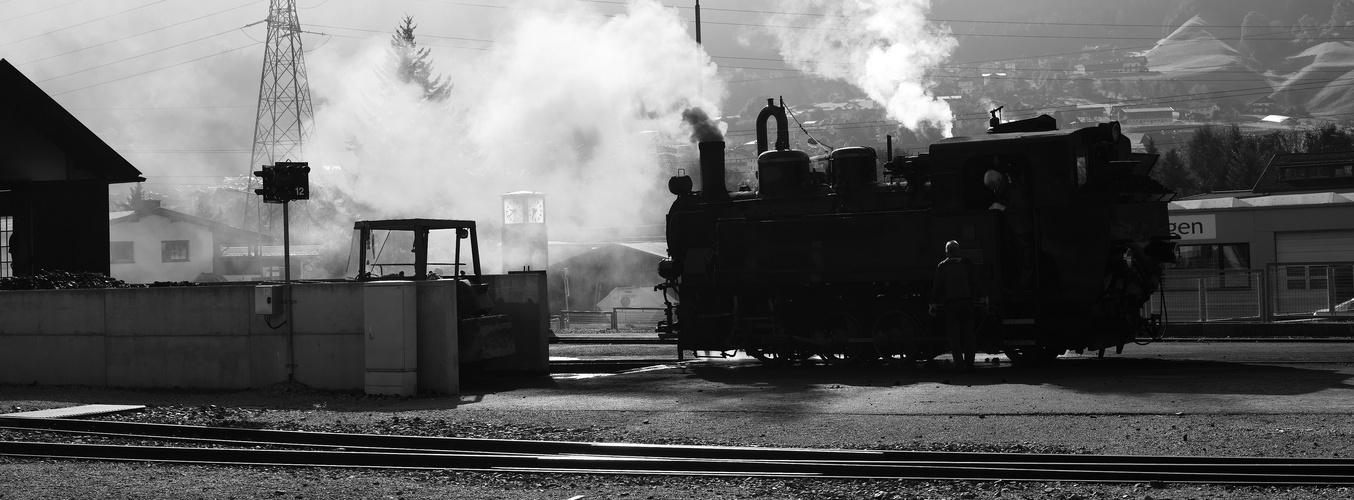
657 99 1177 365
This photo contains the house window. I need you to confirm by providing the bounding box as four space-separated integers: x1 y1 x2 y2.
1175 243 1250 271
1286 265 1329 291
0 215 11 277
161 240 189 262
111 241 134 264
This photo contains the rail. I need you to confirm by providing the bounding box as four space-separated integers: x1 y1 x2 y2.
2 418 1353 484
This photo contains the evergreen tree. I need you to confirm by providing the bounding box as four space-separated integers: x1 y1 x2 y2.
1303 123 1354 153
1187 125 1230 193
115 183 149 211
1153 148 1198 198
388 15 452 102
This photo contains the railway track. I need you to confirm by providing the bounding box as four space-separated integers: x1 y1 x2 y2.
2 417 1352 484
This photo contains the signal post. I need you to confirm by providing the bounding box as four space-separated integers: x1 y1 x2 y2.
253 161 311 381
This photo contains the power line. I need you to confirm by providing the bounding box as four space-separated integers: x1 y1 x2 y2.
35 28 246 84
51 42 261 96
68 105 254 111
0 0 169 48
0 0 86 24
15 0 264 67
307 22 496 44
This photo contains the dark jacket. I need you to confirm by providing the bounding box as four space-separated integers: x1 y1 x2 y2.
931 257 983 303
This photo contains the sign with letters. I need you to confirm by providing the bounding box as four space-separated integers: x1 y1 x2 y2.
1168 214 1216 241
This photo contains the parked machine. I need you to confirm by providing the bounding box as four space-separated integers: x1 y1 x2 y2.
351 219 515 363
659 100 1178 365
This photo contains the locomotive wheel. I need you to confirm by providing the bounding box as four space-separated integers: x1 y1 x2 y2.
812 310 863 365
870 309 926 365
1005 346 1064 365
745 345 809 365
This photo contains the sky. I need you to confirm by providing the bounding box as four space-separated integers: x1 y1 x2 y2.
1 0 960 246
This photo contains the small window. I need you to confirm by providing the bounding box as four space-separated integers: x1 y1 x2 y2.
0 215 12 277
161 240 189 263
111 241 134 264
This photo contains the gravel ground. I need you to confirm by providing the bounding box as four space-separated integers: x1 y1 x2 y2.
2 379 1353 500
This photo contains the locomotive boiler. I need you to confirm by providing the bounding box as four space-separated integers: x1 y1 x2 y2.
658 99 1177 365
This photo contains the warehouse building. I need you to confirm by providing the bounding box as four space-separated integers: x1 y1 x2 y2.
1164 151 1354 320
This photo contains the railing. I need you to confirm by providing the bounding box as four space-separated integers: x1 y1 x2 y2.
551 308 668 332
1148 262 1354 323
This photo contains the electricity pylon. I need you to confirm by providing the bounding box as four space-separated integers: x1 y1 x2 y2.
245 0 314 235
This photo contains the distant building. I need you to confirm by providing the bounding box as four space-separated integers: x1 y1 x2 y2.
1055 104 1111 125
0 59 144 278
1167 151 1354 315
1075 56 1148 74
1250 96 1278 115
1112 107 1175 126
108 200 272 283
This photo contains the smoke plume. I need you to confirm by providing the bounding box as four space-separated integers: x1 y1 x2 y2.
681 107 724 142
304 0 724 271
763 0 957 135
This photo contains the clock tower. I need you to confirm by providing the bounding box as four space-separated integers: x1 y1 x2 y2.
501 191 548 273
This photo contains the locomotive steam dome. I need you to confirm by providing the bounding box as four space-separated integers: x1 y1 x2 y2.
827 146 878 192
758 149 810 198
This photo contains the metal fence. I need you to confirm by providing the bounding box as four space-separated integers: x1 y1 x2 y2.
552 308 668 332
1147 262 1354 323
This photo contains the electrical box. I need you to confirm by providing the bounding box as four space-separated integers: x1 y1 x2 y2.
255 285 283 315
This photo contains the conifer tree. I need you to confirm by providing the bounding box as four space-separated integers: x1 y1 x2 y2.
388 15 452 102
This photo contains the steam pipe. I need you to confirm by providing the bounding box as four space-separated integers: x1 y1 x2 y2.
755 98 790 154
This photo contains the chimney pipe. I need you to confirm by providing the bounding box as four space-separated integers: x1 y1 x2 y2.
755 98 790 154
698 141 727 198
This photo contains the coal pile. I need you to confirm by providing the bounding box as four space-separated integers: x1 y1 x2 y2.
0 270 139 290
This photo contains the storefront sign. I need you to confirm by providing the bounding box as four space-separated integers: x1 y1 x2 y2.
1169 214 1216 240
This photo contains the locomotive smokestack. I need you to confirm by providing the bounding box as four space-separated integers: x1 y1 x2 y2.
681 107 727 198
698 141 727 198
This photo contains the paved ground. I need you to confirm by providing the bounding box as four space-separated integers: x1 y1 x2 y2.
419 341 1354 418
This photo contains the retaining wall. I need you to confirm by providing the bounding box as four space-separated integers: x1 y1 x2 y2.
0 274 549 392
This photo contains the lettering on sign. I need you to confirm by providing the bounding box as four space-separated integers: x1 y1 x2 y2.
1168 214 1216 241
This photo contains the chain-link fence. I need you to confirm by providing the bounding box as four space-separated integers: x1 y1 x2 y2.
1148 262 1354 322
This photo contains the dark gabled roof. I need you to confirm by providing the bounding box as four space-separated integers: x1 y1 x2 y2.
0 59 143 183
1252 150 1354 194
110 205 271 243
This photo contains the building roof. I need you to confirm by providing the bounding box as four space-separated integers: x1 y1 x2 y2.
1252 150 1354 194
0 59 143 184
1170 192 1354 210
1121 107 1175 114
110 201 271 243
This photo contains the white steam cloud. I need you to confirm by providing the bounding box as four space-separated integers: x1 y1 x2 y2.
765 0 956 135
306 0 723 269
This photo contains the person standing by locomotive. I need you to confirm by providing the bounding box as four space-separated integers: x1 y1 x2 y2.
929 240 988 371
984 169 1035 290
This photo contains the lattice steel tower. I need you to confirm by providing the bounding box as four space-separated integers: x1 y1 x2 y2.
245 0 314 233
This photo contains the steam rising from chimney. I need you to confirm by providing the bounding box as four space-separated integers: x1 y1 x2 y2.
681 107 724 143
764 0 957 135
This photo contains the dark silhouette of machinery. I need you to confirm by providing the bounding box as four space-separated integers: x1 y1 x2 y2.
351 219 514 364
659 99 1177 365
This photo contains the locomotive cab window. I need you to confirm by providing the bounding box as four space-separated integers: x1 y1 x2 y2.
961 154 1031 210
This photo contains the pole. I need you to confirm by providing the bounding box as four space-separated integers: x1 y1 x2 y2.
694 0 701 45
283 200 295 381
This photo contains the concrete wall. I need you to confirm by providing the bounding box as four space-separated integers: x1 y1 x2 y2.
0 275 549 391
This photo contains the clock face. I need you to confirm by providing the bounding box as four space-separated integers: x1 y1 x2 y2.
503 199 524 224
527 198 544 223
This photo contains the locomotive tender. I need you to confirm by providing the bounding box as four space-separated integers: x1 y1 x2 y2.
659 99 1177 365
